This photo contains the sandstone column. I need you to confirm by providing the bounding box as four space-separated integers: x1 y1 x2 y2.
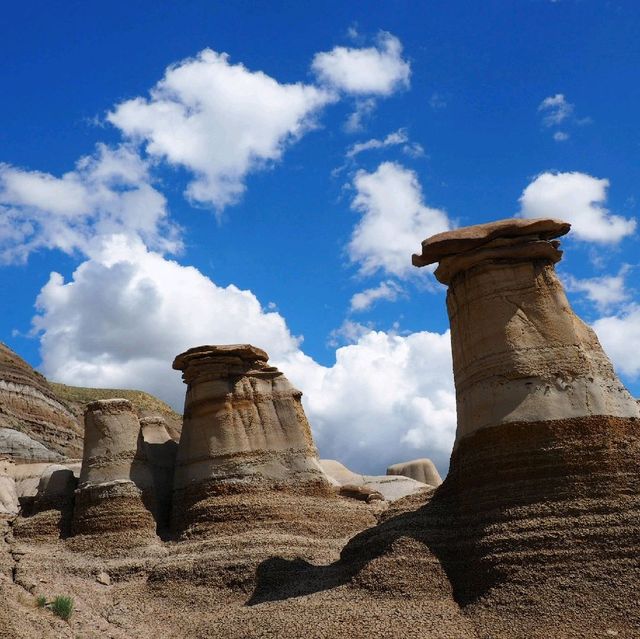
72 399 157 548
408 218 640 636
171 344 334 536
413 217 640 443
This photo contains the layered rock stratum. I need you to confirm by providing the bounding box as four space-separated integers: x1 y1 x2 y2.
0 343 82 458
171 344 368 539
0 219 639 638
71 399 157 549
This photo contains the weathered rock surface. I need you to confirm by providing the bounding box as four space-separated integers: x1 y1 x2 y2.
0 343 81 458
414 218 640 444
10 461 79 500
411 217 571 267
386 458 442 486
320 459 430 502
11 463 77 540
171 345 339 538
0 428 63 463
137 416 177 532
71 399 157 548
0 459 18 515
395 217 640 637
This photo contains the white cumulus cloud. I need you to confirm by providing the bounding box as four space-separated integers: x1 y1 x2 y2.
312 32 411 96
592 304 640 380
108 49 334 211
0 145 179 263
32 234 302 410
287 329 456 474
350 280 404 312
564 266 631 312
31 236 456 475
348 162 452 278
519 171 636 243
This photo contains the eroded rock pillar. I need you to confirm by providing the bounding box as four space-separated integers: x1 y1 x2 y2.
413 217 640 445
72 399 157 548
171 345 334 536
409 218 640 634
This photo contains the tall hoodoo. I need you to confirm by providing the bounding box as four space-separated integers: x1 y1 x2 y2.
413 217 640 443
72 399 157 548
408 218 640 637
171 344 334 536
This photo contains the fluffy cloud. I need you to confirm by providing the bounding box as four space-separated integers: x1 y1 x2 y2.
0 145 179 263
32 234 302 409
350 280 404 312
519 171 636 243
564 266 631 312
348 162 452 278
32 236 456 474
287 329 456 474
538 93 573 126
345 128 423 159
592 304 640 379
108 49 334 210
312 32 410 96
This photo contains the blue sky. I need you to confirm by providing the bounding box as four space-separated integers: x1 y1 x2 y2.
1 1 639 474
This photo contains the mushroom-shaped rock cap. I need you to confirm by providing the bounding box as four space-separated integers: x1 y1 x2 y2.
172 344 269 371
412 217 571 267
86 398 135 413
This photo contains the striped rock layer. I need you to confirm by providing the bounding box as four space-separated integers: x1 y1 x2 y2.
0 342 82 458
71 399 157 550
401 217 640 636
171 345 336 537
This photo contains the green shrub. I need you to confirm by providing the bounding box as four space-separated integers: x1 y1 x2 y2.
36 595 47 608
51 595 73 621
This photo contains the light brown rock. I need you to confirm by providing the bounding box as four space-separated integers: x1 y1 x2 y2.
0 342 83 457
320 459 429 502
0 461 18 515
96 571 110 585
137 416 177 531
386 458 442 486
338 483 384 503
411 217 570 267
379 216 640 637
72 399 157 547
414 218 639 445
171 344 334 537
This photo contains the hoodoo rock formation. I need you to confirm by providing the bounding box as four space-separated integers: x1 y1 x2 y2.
71 399 157 547
171 345 348 537
406 217 640 636
138 416 177 531
413 217 640 440
2 220 639 638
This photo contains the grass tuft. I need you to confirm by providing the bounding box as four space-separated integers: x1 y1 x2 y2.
36 595 47 608
51 595 73 621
